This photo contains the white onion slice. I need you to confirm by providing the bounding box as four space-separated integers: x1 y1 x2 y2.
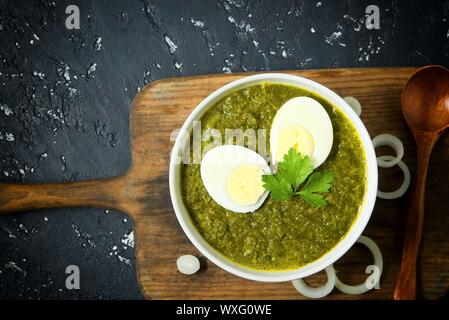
343 96 362 116
292 265 336 299
177 255 200 275
372 133 404 168
335 236 383 295
377 155 411 199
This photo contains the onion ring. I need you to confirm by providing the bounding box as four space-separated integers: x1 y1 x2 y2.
343 96 362 116
372 134 404 168
292 265 336 298
377 155 411 199
335 236 383 295
177 255 200 275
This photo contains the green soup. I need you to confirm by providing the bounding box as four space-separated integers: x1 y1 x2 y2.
181 83 367 271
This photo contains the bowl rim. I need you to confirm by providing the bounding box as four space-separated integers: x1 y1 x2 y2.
169 73 378 282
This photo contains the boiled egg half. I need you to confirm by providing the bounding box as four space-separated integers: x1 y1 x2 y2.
270 96 333 168
200 145 271 213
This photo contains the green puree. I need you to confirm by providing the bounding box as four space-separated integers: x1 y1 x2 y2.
181 83 367 271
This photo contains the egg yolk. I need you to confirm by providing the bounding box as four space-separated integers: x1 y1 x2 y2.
226 165 265 206
275 125 315 162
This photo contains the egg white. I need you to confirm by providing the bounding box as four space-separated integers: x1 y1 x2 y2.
270 96 333 168
200 145 271 213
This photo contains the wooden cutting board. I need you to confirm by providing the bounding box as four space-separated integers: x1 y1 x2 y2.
1 68 448 300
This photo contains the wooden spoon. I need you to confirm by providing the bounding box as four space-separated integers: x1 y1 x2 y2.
394 65 449 300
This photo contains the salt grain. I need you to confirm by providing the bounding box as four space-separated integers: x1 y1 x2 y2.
33 71 45 79
121 231 134 248
87 63 97 76
190 18 205 28
174 62 183 71
0 103 12 116
94 37 102 51
5 132 14 142
164 36 178 54
117 255 131 265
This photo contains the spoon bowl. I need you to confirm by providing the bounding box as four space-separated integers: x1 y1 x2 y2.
401 65 449 133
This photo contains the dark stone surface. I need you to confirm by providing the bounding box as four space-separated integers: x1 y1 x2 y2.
0 0 448 299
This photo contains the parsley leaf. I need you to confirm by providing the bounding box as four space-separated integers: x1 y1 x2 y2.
262 148 334 207
301 171 334 194
277 148 314 189
297 171 334 206
262 174 294 201
297 191 327 207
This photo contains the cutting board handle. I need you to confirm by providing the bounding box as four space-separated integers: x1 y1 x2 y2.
0 177 126 215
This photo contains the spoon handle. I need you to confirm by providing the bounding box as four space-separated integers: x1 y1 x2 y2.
394 133 437 300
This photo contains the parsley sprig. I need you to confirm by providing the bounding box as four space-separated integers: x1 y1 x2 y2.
262 148 334 207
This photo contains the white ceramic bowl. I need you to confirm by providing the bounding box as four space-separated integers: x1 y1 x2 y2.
169 73 378 282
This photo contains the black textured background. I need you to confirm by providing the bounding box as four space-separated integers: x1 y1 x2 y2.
0 0 448 299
